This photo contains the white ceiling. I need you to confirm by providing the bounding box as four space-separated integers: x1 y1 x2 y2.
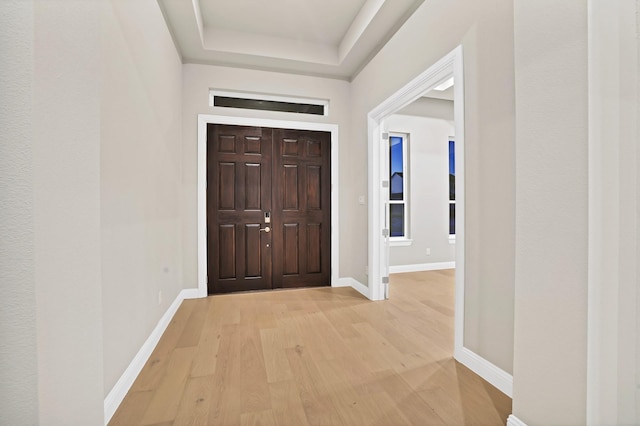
424 85 454 101
158 0 424 80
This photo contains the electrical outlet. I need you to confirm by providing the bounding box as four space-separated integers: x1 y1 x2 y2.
158 290 163 305
426 248 431 256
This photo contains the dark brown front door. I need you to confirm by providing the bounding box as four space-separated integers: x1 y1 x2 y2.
207 124 331 294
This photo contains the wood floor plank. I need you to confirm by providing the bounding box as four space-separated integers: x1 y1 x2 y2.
240 409 277 426
108 390 154 426
206 324 243 426
190 298 225 377
140 346 197 425
374 320 426 355
176 297 209 348
296 311 351 361
238 326 272 414
399 358 459 393
111 270 511 426
172 375 215 426
268 381 310 426
260 328 294 383
374 370 446 425
239 297 278 329
361 390 413 426
316 355 378 395
284 345 347 425
215 296 242 325
313 358 408 426
347 322 407 372
152 300 197 355
131 300 195 392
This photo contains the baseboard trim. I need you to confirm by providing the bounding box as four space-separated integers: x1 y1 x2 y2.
507 414 528 426
389 261 455 274
181 288 201 300
335 277 370 299
455 346 513 398
103 288 202 424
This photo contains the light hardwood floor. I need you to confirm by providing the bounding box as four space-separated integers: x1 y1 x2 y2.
109 270 511 425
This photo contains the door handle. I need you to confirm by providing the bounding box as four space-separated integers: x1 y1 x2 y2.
260 226 271 233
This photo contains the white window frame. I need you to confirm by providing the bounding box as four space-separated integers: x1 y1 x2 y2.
389 132 411 245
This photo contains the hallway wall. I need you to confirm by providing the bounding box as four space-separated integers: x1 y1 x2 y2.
2 1 186 422
512 1 588 424
1 1 39 424
0 1 106 423
100 0 184 396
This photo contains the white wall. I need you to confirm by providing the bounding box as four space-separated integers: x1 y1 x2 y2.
386 114 455 267
34 1 105 423
2 0 185 422
0 1 38 424
101 0 184 396
512 1 588 424
181 64 353 285
350 0 515 374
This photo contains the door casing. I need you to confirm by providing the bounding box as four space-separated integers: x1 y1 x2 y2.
367 45 476 387
197 114 340 297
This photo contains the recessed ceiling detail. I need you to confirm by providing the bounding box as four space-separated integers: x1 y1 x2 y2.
158 0 424 80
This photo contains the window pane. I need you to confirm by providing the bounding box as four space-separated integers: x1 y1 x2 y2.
390 136 404 200
449 140 456 236
390 204 405 237
449 203 455 235
449 140 455 201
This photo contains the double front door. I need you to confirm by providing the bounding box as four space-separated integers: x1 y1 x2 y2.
207 124 331 294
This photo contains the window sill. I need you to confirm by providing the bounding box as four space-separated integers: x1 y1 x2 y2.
449 235 456 244
390 238 413 247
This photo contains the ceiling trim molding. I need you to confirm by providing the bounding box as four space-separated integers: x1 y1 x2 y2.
191 0 205 47
204 28 339 65
339 0 386 62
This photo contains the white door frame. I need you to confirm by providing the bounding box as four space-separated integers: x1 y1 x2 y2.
197 114 340 297
367 46 466 356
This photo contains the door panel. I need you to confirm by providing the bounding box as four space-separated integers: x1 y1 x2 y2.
272 129 331 289
306 223 322 273
207 124 272 293
207 124 331 294
282 223 299 275
217 224 236 279
307 166 322 209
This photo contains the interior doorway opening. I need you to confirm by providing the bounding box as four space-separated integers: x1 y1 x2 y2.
367 46 466 360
